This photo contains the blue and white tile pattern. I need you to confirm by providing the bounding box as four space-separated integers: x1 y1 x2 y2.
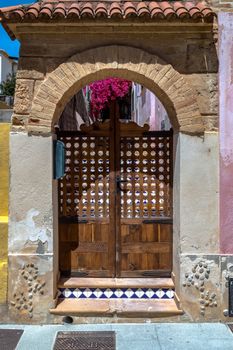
58 287 174 299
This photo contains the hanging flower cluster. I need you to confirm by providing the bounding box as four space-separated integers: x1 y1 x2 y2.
88 78 132 119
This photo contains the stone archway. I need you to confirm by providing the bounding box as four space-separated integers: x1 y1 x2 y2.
29 45 203 134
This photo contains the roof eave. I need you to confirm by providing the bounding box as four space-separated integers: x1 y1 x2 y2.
0 18 16 40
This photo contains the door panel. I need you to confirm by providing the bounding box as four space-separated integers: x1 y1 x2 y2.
118 125 173 277
71 223 110 276
120 223 172 277
58 129 114 277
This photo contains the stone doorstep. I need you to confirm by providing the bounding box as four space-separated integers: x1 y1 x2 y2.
58 277 175 289
50 278 183 317
50 298 183 317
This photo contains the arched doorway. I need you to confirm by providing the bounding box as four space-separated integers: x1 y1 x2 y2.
57 82 173 279
3 0 218 320
29 45 203 135
9 45 203 319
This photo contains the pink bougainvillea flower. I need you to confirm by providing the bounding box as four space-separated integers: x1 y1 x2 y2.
88 78 131 119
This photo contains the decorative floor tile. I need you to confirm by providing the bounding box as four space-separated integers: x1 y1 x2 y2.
155 290 165 298
58 288 175 300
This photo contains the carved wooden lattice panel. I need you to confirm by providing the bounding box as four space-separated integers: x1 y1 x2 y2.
120 135 172 219
58 135 110 219
58 129 113 277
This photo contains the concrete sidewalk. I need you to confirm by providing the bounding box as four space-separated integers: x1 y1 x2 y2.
0 323 232 350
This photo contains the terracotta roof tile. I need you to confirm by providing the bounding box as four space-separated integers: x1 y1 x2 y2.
124 2 138 18
39 3 53 19
53 3 66 18
81 2 96 18
0 1 216 20
149 3 164 19
137 2 150 19
67 3 80 18
24 3 41 20
95 3 108 18
0 1 217 39
173 3 189 19
109 2 122 18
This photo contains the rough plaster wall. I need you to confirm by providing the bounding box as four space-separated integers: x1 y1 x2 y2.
9 133 53 253
179 132 219 254
8 133 57 322
173 132 221 321
173 131 219 309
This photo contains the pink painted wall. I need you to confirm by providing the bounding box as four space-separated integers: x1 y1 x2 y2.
219 13 233 253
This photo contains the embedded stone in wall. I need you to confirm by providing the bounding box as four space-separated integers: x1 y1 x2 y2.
8 255 54 323
14 79 34 115
180 255 221 321
10 263 45 319
182 261 217 316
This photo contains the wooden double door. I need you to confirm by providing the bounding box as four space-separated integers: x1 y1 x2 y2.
58 110 173 278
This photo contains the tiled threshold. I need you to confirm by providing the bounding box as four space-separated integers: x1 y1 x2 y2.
50 298 183 317
50 278 183 317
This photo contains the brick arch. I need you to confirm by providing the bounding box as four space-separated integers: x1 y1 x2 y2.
29 45 203 134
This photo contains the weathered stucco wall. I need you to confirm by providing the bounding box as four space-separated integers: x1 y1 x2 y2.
174 132 226 321
8 133 58 322
179 132 219 254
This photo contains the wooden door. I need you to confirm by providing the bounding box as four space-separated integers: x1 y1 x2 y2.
58 121 115 277
118 126 173 277
57 108 173 278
